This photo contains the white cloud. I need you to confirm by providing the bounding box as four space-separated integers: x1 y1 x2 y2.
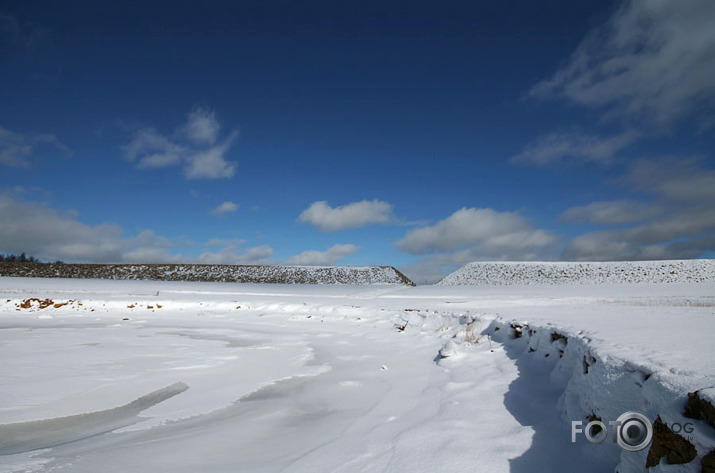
563 228 715 261
123 128 183 169
198 245 273 265
211 201 239 215
560 200 659 225
0 195 185 262
242 245 274 264
286 243 360 266
627 158 715 203
122 247 184 264
204 238 245 247
123 108 237 180
561 159 715 260
0 194 281 265
0 125 70 168
395 207 559 284
183 132 238 179
397 261 451 286
183 109 220 145
397 207 558 257
511 130 639 166
531 0 715 127
299 200 393 232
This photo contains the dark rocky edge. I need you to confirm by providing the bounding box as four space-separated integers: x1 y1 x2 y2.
0 263 415 286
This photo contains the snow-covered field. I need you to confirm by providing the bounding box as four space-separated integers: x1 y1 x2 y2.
1 277 713 472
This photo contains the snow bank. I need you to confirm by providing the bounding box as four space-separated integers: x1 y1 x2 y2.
438 260 715 285
479 317 715 472
0 263 414 285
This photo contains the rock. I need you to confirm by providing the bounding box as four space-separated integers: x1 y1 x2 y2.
684 390 715 429
702 449 715 473
645 417 697 468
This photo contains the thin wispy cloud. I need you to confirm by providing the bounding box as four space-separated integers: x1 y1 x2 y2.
560 200 660 225
0 125 70 168
183 109 221 145
531 0 715 128
511 130 639 166
123 108 238 179
626 157 715 203
0 12 50 69
299 200 393 232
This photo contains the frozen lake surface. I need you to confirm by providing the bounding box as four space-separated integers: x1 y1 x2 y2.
1 278 713 472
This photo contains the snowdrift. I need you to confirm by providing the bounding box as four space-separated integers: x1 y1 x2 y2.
438 260 715 286
0 263 415 285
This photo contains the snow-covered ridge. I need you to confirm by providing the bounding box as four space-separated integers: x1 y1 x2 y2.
0 263 415 286
438 260 715 285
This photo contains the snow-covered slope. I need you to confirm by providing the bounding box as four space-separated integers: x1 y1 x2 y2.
438 260 715 286
0 263 414 285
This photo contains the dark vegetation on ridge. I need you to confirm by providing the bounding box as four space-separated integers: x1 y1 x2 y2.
0 262 415 285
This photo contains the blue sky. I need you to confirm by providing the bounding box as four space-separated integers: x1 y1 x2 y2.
1 0 714 283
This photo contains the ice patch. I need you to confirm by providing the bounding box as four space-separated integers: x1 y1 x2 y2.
0 382 188 455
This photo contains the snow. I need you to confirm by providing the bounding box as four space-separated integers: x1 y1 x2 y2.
0 276 713 472
437 259 715 285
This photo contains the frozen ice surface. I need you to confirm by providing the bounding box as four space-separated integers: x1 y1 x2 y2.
0 276 713 472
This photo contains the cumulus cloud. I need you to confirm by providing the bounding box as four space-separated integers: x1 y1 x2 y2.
299 200 393 232
0 194 283 265
531 0 715 127
123 108 237 179
511 130 639 166
395 207 559 283
198 245 273 265
286 243 360 266
397 208 558 257
211 201 239 215
184 134 238 179
562 159 715 260
0 125 70 168
0 195 186 262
